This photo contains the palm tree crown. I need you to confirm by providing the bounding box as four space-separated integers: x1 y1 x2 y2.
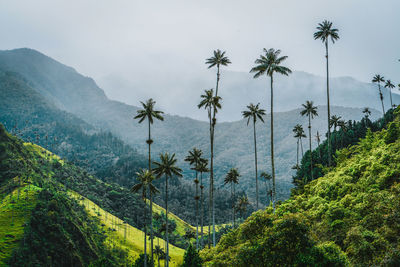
385 80 395 90
372 74 385 84
363 107 371 118
131 169 159 199
300 101 318 118
242 103 266 125
224 168 240 185
153 153 182 178
134 98 164 124
250 48 292 78
313 20 340 44
293 124 306 139
205 49 231 69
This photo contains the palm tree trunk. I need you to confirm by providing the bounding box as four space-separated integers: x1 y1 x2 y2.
378 83 385 115
215 65 220 96
165 175 169 267
317 139 321 160
389 88 393 108
253 119 259 210
148 120 154 264
195 171 199 250
296 139 299 167
233 183 236 227
300 138 304 157
308 115 313 180
325 41 332 167
200 172 204 248
231 183 234 227
270 75 276 213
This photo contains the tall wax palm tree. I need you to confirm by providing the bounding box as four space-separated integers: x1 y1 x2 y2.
224 168 240 227
363 107 371 119
134 98 164 263
184 148 202 250
293 124 306 166
338 120 348 147
372 74 386 115
153 153 182 267
260 172 272 206
314 20 340 167
330 115 341 150
198 89 222 247
205 50 230 247
196 158 208 248
385 80 395 108
250 48 292 212
154 245 165 267
300 101 318 181
131 169 159 267
236 195 250 219
242 103 265 209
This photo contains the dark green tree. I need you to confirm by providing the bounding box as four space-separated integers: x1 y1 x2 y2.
224 168 240 227
372 74 386 115
300 101 318 181
385 79 396 108
181 243 202 267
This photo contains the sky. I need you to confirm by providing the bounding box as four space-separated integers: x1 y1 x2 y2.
1 0 399 120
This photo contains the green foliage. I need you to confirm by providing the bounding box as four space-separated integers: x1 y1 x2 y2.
203 109 400 265
181 244 202 267
134 253 154 267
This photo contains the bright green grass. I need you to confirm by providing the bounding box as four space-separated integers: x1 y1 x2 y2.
0 185 40 265
70 191 185 266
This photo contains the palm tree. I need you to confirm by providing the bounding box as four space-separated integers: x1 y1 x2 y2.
372 74 386 115
330 115 341 150
154 245 165 267
242 103 265 209
292 124 306 166
385 80 396 108
198 89 222 247
250 48 292 212
196 158 208 248
260 172 272 206
184 148 202 250
363 107 371 119
315 131 322 160
236 195 250 219
153 153 182 267
205 50 230 247
314 20 340 167
338 120 348 147
300 101 318 181
131 169 159 267
134 98 164 263
224 168 240 227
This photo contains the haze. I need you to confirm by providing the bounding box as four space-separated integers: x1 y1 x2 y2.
1 0 399 121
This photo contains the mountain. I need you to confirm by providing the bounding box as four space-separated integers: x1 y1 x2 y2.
0 124 189 266
0 48 384 202
201 108 400 266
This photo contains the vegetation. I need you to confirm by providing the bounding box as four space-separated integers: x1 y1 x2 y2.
202 108 400 265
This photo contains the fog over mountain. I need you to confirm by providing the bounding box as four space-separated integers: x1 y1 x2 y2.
99 69 398 122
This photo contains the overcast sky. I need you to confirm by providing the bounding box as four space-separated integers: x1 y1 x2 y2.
1 0 399 119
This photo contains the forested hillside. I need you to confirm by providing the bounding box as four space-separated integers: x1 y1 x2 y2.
201 107 400 266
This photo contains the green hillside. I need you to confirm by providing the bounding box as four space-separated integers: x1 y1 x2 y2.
0 124 190 265
201 107 400 266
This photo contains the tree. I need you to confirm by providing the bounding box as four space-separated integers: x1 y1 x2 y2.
330 115 341 150
363 107 371 119
250 48 292 212
198 88 222 248
385 80 396 108
224 168 240 227
315 131 322 160
131 169 159 267
260 172 272 206
314 20 340 167
372 74 386 115
134 98 164 263
300 101 318 181
182 243 202 267
196 158 208 248
205 49 231 247
153 153 182 267
236 195 250 218
242 103 265 209
293 124 306 166
184 148 203 250
337 120 348 147
154 245 165 267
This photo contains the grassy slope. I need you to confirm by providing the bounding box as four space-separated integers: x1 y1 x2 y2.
202 108 400 266
0 185 40 265
70 191 185 266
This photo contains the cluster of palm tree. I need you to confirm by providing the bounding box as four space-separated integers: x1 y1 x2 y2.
372 75 398 115
133 99 182 267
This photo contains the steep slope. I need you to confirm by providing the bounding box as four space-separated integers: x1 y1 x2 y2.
0 125 190 265
202 108 400 266
0 48 381 202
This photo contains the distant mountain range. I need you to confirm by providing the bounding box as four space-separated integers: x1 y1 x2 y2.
0 48 388 201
